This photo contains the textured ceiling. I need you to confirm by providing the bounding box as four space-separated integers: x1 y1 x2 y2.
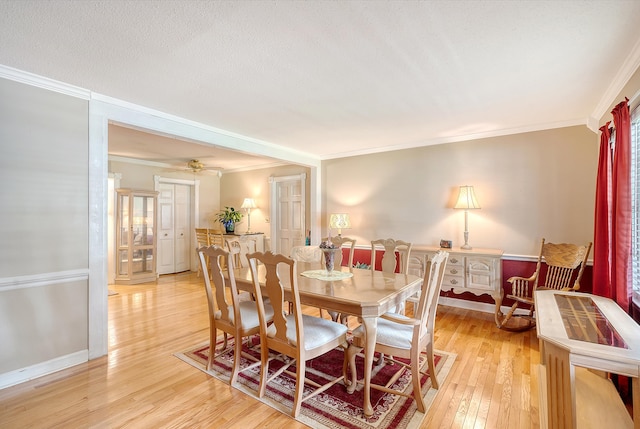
2 0 640 170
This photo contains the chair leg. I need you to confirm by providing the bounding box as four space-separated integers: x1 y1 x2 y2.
410 349 425 413
292 361 305 417
207 331 216 371
426 341 438 390
346 344 363 394
229 333 243 386
499 302 536 332
258 341 270 398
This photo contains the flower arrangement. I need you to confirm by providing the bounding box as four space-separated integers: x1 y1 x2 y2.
215 206 243 233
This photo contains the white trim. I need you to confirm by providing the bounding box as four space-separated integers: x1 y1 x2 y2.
0 350 88 390
95 93 321 168
439 296 530 317
325 118 587 160
0 64 90 100
0 269 89 292
88 100 109 359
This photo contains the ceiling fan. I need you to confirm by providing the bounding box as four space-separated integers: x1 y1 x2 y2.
183 159 223 175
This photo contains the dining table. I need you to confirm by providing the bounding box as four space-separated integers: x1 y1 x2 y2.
230 260 423 417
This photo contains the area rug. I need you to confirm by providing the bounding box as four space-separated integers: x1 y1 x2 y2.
175 337 456 429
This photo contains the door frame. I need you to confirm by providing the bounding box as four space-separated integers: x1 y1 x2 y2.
89 96 320 359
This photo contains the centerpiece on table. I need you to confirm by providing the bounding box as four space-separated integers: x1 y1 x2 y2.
319 238 340 275
215 206 243 234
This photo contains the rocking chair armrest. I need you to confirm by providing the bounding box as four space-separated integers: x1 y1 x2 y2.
380 312 420 326
507 273 537 284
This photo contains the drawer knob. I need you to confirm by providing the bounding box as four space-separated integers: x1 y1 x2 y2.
450 268 458 274
449 279 458 285
450 258 459 264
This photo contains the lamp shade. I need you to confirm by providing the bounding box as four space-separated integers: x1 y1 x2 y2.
329 213 351 230
241 198 257 210
453 186 480 210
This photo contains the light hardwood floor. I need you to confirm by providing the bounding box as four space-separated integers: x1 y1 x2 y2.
0 272 540 428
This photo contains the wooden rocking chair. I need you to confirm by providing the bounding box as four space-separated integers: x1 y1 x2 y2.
497 238 592 331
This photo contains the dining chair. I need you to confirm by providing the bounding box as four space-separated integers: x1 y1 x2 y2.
371 238 413 314
370 238 412 274
198 245 274 386
247 250 350 418
497 238 592 331
346 250 449 412
195 228 211 278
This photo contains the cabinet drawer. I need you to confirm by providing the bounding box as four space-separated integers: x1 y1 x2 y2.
447 255 464 267
443 275 464 287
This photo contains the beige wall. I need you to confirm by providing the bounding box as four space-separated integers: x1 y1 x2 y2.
323 125 598 256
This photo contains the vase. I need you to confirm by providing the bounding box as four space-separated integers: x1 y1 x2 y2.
225 222 235 234
321 248 339 275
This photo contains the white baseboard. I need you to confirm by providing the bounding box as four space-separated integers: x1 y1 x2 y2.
439 296 530 317
0 350 88 390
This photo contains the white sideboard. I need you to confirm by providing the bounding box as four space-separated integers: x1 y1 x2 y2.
411 245 504 326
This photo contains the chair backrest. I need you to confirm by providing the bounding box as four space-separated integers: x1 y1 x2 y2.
195 228 210 247
198 245 241 327
415 250 448 337
535 238 592 290
370 238 412 274
322 236 356 268
224 236 247 267
289 245 323 263
247 251 301 357
209 229 225 247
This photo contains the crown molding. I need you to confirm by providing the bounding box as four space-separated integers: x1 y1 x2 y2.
589 35 640 130
0 64 90 99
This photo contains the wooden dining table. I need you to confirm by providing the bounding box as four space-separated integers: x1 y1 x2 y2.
230 261 423 417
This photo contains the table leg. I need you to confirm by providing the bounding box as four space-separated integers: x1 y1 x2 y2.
633 377 640 429
361 315 378 418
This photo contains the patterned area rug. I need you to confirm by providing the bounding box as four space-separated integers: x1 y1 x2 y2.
175 337 455 429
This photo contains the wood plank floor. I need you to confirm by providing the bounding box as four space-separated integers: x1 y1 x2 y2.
0 272 540 428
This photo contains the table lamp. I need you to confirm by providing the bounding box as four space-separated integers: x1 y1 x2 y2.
241 198 257 233
329 213 351 237
453 185 480 250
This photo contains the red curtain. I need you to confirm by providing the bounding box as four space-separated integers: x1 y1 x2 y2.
593 122 612 298
611 99 632 312
593 99 631 311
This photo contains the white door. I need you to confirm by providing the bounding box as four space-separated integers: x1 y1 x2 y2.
157 183 191 275
270 174 306 257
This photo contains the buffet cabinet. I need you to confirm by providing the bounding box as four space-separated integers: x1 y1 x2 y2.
411 245 504 325
115 189 158 285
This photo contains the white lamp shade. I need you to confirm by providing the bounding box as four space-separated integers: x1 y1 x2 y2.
453 186 480 210
241 198 257 209
329 213 351 230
